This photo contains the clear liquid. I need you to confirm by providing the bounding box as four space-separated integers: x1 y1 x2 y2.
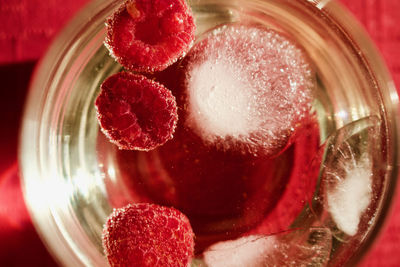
59 0 388 265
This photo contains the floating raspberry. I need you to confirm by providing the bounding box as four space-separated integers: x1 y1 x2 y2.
102 203 195 267
105 0 196 73
95 72 178 151
184 24 314 156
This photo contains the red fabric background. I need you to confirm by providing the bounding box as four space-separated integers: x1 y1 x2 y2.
0 0 399 266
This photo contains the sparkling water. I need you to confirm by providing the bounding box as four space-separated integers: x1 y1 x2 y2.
53 0 390 265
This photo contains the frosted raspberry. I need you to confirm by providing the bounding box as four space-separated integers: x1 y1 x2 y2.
95 72 178 151
105 0 196 72
102 203 195 267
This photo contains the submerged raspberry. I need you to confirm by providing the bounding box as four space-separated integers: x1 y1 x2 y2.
105 0 196 72
102 203 195 267
95 72 178 151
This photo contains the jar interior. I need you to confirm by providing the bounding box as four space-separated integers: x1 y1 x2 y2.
20 0 397 266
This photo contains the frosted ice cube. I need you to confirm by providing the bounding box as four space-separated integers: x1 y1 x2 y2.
184 24 314 156
188 59 255 137
202 227 331 267
312 116 381 238
202 235 275 267
326 154 372 236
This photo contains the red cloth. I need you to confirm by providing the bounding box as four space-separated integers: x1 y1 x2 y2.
341 1 400 266
0 0 90 63
0 0 399 266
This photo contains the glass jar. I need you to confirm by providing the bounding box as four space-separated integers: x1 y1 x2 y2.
19 0 399 266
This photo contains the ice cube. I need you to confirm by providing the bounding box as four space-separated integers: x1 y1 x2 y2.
188 59 254 137
326 154 372 236
184 24 314 156
202 228 332 267
312 116 381 238
202 235 275 267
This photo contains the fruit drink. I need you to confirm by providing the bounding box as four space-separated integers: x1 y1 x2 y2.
97 0 325 265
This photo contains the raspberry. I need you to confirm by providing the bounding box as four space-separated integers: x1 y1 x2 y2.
102 203 195 267
105 0 196 73
95 72 178 151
